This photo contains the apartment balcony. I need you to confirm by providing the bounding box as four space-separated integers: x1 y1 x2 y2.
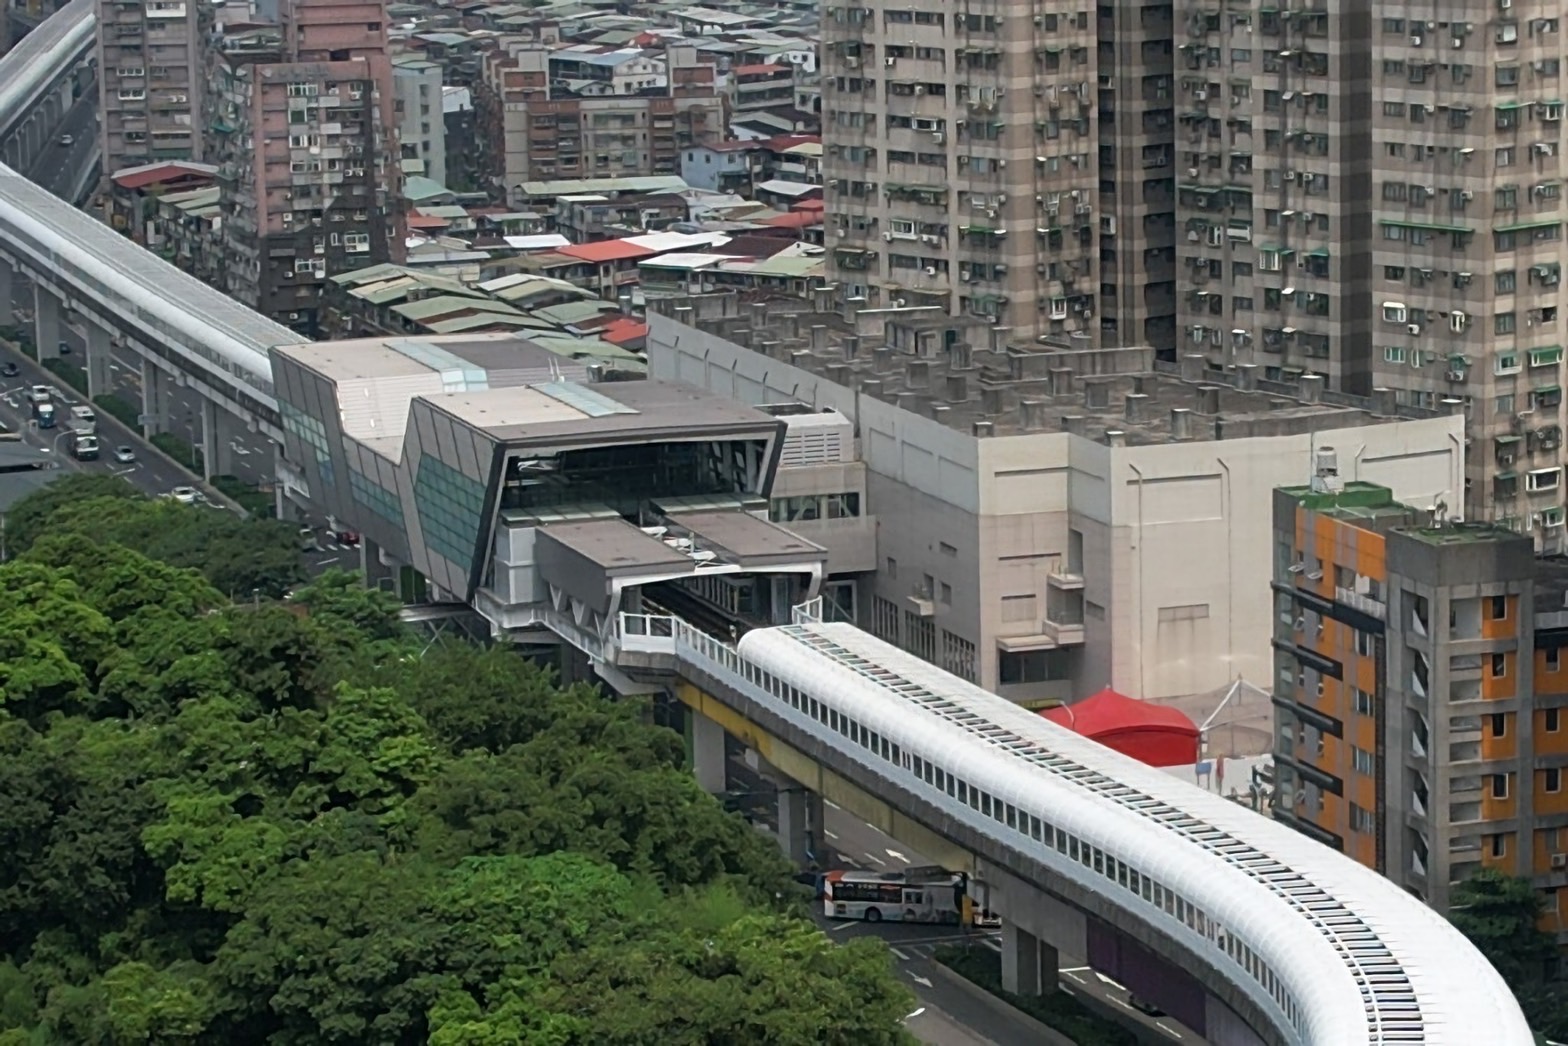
1047 565 1084 590
1334 586 1386 621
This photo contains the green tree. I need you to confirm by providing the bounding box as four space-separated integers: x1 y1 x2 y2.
0 480 916 1046
289 569 408 645
1 474 138 554
24 494 304 598
1450 870 1568 1039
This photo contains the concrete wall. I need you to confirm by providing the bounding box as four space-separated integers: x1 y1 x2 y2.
648 315 1467 701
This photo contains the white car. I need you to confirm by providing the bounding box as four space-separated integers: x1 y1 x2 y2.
113 445 136 464
168 486 201 505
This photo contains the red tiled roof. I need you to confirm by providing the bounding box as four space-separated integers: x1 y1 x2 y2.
732 63 788 77
793 198 826 212
406 214 451 229
700 139 762 153
761 133 821 152
756 210 822 229
599 318 649 345
555 239 659 264
111 163 216 191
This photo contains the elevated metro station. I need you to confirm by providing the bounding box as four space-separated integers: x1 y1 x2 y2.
265 330 1532 1046
0 4 1542 1041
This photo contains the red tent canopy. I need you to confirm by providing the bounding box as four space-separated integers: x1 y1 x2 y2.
1041 688 1200 767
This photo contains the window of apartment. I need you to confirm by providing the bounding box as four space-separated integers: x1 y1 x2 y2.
1547 768 1563 793
941 630 976 682
1489 595 1510 621
1527 467 1562 493
885 556 898 578
905 611 936 663
1352 746 1376 775
1490 773 1510 799
770 493 861 522
1549 650 1563 674
1548 707 1562 731
1490 712 1508 738
1349 803 1375 833
1491 653 1508 678
871 596 900 643
998 648 1071 685
1355 630 1374 656
1489 834 1508 858
1354 688 1375 716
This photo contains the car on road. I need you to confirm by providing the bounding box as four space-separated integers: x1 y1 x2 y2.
27 384 49 403
1128 996 1166 1018
0 363 16 377
168 486 201 505
58 134 73 147
113 445 136 464
57 341 71 355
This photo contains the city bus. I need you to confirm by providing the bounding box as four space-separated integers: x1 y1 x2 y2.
821 866 971 924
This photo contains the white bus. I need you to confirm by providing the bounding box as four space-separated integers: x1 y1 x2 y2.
821 866 969 924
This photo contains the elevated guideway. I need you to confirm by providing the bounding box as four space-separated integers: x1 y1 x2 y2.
0 0 299 458
599 603 1534 1046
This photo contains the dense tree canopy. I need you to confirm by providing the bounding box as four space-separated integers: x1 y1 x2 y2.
0 483 916 1044
5 474 304 598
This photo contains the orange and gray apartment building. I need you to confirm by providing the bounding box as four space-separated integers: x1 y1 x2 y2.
1271 459 1568 940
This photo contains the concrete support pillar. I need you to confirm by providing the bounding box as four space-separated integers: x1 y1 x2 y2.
778 786 810 866
140 357 165 436
33 284 59 360
690 710 727 795
198 400 236 480
0 261 12 328
1001 921 1058 996
359 537 396 590
84 323 111 400
806 791 826 866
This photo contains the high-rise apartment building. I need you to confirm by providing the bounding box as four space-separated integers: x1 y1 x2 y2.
1272 476 1568 939
818 5 1102 344
1171 7 1373 395
204 0 402 335
393 55 446 186
96 0 204 175
1169 8 1566 536
1369 14 1568 539
818 5 1568 543
474 42 719 208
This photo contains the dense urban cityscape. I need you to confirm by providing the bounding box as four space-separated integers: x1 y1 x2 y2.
0 0 1564 1041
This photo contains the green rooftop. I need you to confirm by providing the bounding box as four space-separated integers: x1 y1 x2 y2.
1277 481 1399 512
1397 522 1524 546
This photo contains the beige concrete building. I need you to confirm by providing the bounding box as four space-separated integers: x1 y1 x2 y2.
818 4 1101 344
646 293 1465 705
96 0 204 174
474 41 720 207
